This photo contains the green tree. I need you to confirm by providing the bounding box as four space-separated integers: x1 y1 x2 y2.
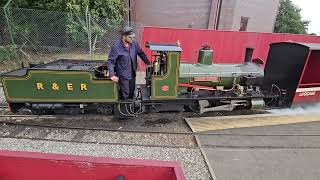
63 0 126 46
1 0 126 19
1 0 126 48
274 0 310 34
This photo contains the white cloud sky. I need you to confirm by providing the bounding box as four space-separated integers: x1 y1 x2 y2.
291 0 320 34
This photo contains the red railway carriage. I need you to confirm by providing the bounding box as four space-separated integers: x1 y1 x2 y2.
263 42 320 107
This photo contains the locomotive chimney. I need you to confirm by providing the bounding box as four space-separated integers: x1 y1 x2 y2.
244 47 254 63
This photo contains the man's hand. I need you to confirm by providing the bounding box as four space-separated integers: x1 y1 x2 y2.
102 70 109 77
111 76 119 82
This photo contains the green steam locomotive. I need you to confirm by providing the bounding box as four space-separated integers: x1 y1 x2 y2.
1 42 282 117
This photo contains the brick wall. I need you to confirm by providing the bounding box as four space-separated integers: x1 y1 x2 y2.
230 0 280 32
129 0 214 29
127 0 280 32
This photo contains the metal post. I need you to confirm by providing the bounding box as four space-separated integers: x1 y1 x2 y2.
85 5 92 59
89 13 92 60
3 0 15 45
128 0 131 27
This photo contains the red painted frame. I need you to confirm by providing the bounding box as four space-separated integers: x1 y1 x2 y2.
0 150 185 180
297 50 312 87
293 50 320 105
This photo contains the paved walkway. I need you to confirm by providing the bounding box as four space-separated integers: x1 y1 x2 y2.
187 114 320 180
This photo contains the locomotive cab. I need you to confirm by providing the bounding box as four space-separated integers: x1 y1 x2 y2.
144 42 182 100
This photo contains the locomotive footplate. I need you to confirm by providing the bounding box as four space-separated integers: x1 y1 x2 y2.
136 89 278 115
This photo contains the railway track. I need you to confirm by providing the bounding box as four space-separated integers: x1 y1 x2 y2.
2 115 320 149
3 120 320 137
0 120 197 149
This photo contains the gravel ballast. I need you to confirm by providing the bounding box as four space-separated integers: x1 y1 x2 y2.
0 137 212 180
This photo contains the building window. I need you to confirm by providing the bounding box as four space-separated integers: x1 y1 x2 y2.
239 16 249 31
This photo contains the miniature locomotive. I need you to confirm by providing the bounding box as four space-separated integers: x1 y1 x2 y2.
3 41 319 118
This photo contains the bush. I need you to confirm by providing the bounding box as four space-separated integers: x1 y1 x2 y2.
0 45 22 62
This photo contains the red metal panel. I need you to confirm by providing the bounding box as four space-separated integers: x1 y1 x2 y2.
296 50 312 88
293 50 320 104
255 33 320 64
300 51 320 85
0 150 185 180
140 27 258 65
139 26 320 70
293 88 320 105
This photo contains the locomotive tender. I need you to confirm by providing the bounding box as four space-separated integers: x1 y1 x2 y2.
2 41 318 118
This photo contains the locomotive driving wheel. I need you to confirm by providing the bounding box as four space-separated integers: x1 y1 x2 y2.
184 101 200 113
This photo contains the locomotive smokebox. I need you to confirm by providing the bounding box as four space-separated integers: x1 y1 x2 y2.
198 44 213 65
244 47 254 63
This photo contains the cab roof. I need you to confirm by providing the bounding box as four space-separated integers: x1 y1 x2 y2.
146 42 182 52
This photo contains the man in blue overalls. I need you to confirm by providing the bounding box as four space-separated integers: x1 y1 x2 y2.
107 26 150 100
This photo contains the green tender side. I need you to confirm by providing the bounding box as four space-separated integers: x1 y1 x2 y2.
1 70 118 103
151 52 180 100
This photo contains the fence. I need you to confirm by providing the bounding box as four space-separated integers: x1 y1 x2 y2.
0 6 143 71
